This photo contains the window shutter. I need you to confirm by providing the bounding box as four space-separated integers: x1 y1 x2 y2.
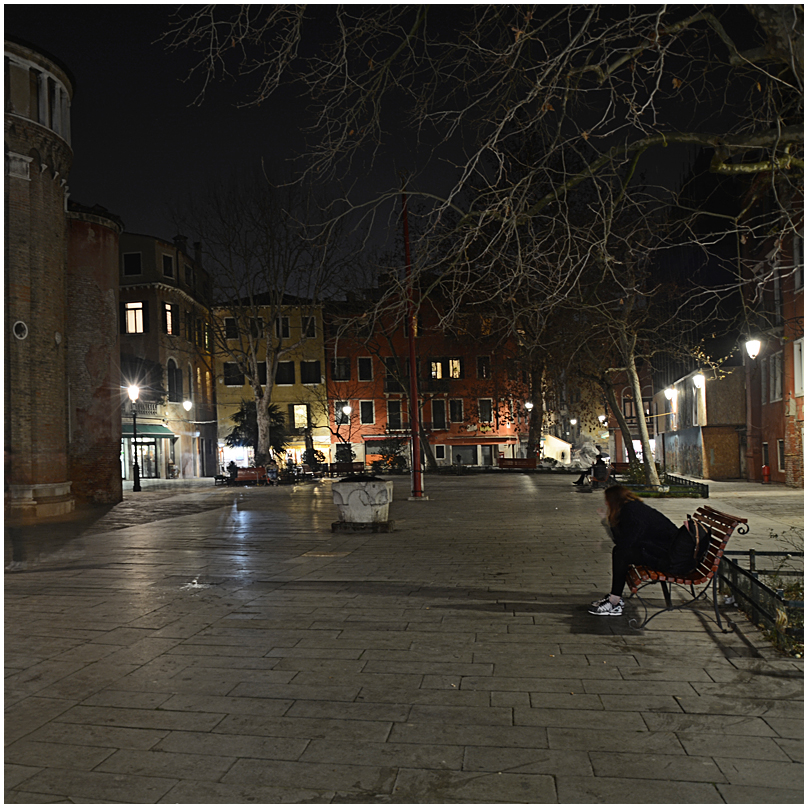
119 301 126 334
142 301 150 333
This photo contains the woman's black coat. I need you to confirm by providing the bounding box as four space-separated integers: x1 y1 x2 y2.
611 500 679 569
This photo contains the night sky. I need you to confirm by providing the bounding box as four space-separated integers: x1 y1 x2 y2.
6 4 309 240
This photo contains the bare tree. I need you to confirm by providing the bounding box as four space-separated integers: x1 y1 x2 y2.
165 5 803 477
175 171 347 464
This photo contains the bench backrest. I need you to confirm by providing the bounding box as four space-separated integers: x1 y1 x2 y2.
691 505 748 578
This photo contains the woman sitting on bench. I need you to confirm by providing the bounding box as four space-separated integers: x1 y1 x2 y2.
589 485 679 616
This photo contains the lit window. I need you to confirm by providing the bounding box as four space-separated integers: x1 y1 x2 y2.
449 359 462 379
163 303 177 335
293 404 309 430
124 301 145 333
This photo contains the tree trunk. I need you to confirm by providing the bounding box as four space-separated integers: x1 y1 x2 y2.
603 381 639 466
625 355 661 487
254 388 272 466
617 328 661 487
526 361 544 458
419 420 438 470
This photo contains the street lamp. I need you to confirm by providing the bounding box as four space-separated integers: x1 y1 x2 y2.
693 373 705 389
183 400 194 478
598 413 607 424
127 385 141 492
336 403 352 463
745 338 761 359
525 401 534 412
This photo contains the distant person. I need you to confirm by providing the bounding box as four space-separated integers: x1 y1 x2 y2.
589 485 679 616
572 447 607 486
227 461 238 481
267 459 279 485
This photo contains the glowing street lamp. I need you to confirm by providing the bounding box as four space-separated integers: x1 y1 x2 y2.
693 373 705 389
745 339 761 360
127 385 141 492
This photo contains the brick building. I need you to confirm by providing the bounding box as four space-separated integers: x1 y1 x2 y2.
5 38 78 515
324 304 529 468
743 224 804 487
67 202 124 503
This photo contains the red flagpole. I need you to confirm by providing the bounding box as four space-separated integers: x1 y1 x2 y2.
402 187 424 499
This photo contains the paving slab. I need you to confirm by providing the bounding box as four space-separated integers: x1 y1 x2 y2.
5 474 803 803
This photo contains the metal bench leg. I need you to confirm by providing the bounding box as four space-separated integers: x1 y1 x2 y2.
660 581 673 610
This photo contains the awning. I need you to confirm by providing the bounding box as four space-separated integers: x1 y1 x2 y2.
121 423 175 438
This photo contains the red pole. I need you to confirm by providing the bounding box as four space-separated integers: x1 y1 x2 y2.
402 187 424 498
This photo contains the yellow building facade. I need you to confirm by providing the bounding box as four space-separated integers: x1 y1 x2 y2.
212 303 331 469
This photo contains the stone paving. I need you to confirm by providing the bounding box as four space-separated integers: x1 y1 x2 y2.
4 474 804 803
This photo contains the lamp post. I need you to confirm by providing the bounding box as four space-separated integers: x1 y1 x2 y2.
744 337 761 482
183 400 194 477
127 385 141 492
337 404 351 463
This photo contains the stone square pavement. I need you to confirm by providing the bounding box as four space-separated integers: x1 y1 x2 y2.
4 474 804 803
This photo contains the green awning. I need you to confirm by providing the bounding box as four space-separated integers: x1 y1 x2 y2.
121 423 175 438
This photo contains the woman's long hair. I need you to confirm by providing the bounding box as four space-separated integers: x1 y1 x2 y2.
604 485 641 527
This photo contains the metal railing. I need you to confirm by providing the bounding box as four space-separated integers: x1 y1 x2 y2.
663 473 710 498
718 552 804 640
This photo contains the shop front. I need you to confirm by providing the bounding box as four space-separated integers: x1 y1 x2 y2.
121 423 175 480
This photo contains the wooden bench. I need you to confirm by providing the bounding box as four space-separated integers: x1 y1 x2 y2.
234 466 268 485
626 505 749 631
498 458 537 470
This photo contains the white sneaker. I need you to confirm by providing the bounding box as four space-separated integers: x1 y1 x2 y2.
589 599 623 616
590 595 624 609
